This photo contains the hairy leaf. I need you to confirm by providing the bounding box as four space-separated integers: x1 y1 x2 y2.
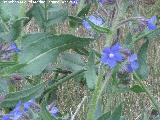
85 51 97 89
0 82 45 108
130 85 145 93
77 4 91 17
47 5 68 27
18 33 93 75
96 111 111 120
60 53 85 72
136 40 149 79
109 103 123 120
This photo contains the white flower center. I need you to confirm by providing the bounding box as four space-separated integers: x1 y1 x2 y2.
109 53 114 58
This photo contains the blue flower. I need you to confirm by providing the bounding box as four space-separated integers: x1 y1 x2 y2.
7 43 20 53
10 101 23 120
71 0 79 6
50 106 59 118
82 20 91 31
23 99 35 112
2 115 10 120
126 54 139 72
101 43 124 68
146 16 157 30
99 0 114 4
82 15 104 31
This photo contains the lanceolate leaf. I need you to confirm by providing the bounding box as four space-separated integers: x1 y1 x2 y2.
29 3 45 28
85 51 97 89
136 40 149 79
77 4 91 17
18 33 93 75
109 103 123 120
96 111 111 120
60 53 85 72
0 64 26 77
47 5 68 27
0 82 45 108
0 2 20 19
27 3 68 28
133 27 160 42
130 85 145 93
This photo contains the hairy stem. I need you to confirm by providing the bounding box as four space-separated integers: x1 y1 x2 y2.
86 68 112 120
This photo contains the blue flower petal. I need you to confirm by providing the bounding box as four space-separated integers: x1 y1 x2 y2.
130 61 139 70
147 22 157 30
147 16 157 30
128 54 138 62
102 47 111 54
2 115 10 120
148 16 157 23
7 43 20 53
111 43 122 52
71 0 79 6
50 106 59 118
89 15 104 26
99 0 106 4
107 59 117 68
82 20 91 31
114 53 123 62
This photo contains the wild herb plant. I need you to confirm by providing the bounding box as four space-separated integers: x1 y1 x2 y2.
0 0 160 120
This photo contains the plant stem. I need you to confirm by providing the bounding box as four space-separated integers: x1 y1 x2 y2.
86 68 112 120
134 72 160 112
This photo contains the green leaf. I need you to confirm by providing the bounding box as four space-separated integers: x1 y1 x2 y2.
133 28 160 42
0 61 17 67
0 2 20 19
18 33 93 75
96 111 111 120
0 78 9 94
85 51 97 89
136 40 149 79
0 64 26 77
40 101 55 120
10 17 28 41
0 82 45 108
60 53 85 72
109 103 123 120
124 32 133 49
47 5 68 27
77 4 91 17
28 3 68 29
69 16 82 28
86 19 111 34
130 85 145 93
29 3 45 28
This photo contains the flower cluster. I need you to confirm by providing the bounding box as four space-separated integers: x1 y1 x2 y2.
71 0 79 6
99 0 115 5
2 99 38 120
2 99 59 120
47 104 59 119
146 16 157 30
0 42 20 61
101 43 139 73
